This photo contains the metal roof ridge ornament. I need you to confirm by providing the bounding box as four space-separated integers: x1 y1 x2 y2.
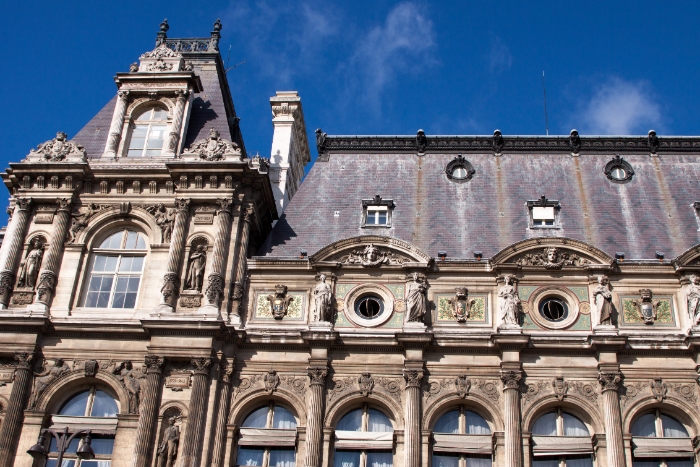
25 131 87 163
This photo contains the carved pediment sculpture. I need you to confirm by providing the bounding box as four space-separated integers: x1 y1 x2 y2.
182 128 241 161
266 285 295 320
30 358 71 408
68 203 115 244
358 373 374 396
632 289 660 325
447 287 475 323
340 243 408 267
145 204 175 243
26 131 87 162
516 247 590 269
138 44 183 73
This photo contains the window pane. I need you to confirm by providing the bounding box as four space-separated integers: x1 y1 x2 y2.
145 125 167 155
152 108 168 120
135 109 153 121
336 409 362 431
566 456 593 467
129 126 148 153
432 454 459 467
237 447 264 466
86 276 113 308
90 391 118 418
273 406 297 429
378 212 387 224
242 406 269 428
58 390 90 416
368 409 393 432
666 459 694 467
466 411 491 435
563 413 589 436
49 436 80 453
112 277 139 309
46 460 75 467
100 231 124 250
434 410 459 434
88 435 115 455
367 211 378 224
632 460 661 467
632 414 657 437
80 461 111 467
135 234 147 250
119 257 134 272
532 412 557 436
93 256 118 272
532 457 560 467
269 448 296 467
466 456 492 467
367 451 393 467
124 231 139 249
130 256 144 272
333 451 360 467
661 414 689 437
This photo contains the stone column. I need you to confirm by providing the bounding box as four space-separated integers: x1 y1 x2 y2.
229 207 254 323
180 357 212 467
210 364 233 467
104 90 130 157
33 198 72 311
159 198 190 312
164 90 189 156
0 352 35 467
305 366 328 467
201 198 233 315
501 370 523 467
599 372 626 467
0 198 33 308
130 355 165 467
403 369 424 467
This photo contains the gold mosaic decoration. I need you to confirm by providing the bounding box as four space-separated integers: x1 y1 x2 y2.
518 286 537 301
579 302 591 315
394 299 405 312
335 284 354 299
436 295 486 322
255 292 304 319
622 298 673 325
385 284 405 299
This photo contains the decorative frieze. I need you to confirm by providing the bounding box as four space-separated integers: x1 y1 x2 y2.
516 247 590 269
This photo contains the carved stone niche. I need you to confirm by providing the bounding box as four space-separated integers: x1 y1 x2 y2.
179 237 208 308
155 407 182 467
12 235 48 306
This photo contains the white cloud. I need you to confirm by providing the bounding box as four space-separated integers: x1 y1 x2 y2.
488 36 512 74
577 78 662 135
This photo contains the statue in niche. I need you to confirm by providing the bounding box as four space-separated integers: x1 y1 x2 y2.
313 274 333 322
17 238 44 289
184 244 207 292
594 275 614 326
687 275 700 327
406 272 428 323
31 359 71 407
157 416 180 467
499 275 521 326
113 361 142 413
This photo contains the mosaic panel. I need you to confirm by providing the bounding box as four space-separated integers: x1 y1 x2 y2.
335 310 353 327
386 284 405 299
521 313 538 329
435 295 487 322
569 313 591 331
383 310 404 328
255 292 305 320
335 284 354 300
569 286 589 302
621 297 674 325
518 286 537 301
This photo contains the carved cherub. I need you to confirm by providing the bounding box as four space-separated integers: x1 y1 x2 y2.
632 289 660 325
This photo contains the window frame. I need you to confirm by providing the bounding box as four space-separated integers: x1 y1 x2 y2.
125 106 170 158
236 402 298 467
431 406 493 467
361 196 395 229
527 197 561 230
334 404 394 467
631 410 693 467
531 408 592 467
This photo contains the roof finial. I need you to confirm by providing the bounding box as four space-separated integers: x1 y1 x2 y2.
209 19 222 52
156 19 169 47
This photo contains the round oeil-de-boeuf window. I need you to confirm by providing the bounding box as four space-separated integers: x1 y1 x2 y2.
355 295 384 320
539 297 568 322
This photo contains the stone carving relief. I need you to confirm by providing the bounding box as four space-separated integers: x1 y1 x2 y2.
68 203 115 243
493 130 504 154
375 377 403 403
416 129 428 153
572 381 598 403
499 275 521 327
650 378 667 402
83 360 99 377
184 241 207 293
516 247 590 269
552 377 568 401
455 375 471 398
447 287 475 323
281 375 306 397
30 358 71 408
145 204 175 243
569 129 581 153
631 289 660 325
113 361 144 414
594 275 614 326
339 244 408 267
672 383 697 404
358 373 374 396
264 370 280 395
328 377 354 401
141 44 181 59
476 380 500 401
687 275 700 327
620 381 646 407
182 128 241 161
27 131 87 162
266 285 295 320
157 415 181 467
523 380 547 403
405 273 428 323
233 374 261 399
424 377 499 402
598 372 621 392
501 371 522 390
313 274 333 322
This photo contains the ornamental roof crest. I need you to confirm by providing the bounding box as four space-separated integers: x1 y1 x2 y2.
26 132 86 162
182 128 242 161
140 44 182 59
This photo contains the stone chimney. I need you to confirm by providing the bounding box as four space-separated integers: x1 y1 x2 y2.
269 91 311 217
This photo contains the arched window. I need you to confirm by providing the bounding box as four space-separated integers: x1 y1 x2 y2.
531 409 592 467
127 106 168 157
45 386 118 466
83 230 147 309
334 405 393 467
631 410 693 467
432 408 492 467
237 402 297 467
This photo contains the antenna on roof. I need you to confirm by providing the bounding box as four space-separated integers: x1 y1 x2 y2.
225 45 246 74
542 71 549 136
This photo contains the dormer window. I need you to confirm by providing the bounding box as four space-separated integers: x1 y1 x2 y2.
527 196 560 229
361 196 395 228
604 155 634 182
128 107 168 157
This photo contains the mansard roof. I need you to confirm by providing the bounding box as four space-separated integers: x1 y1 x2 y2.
258 133 700 262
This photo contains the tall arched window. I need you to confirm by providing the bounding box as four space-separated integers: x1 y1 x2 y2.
631 410 693 467
83 230 147 309
127 107 168 157
531 409 592 467
46 386 118 466
432 407 492 467
237 402 297 467
333 405 393 467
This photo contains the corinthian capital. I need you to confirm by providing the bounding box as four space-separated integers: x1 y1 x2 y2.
598 372 621 393
243 207 255 224
144 355 165 374
16 198 33 212
175 198 191 212
500 370 522 390
403 369 424 388
191 357 212 376
307 366 328 386
56 198 72 212
15 351 35 370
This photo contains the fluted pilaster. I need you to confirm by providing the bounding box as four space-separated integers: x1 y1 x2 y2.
131 355 165 467
501 370 522 467
179 357 211 467
164 90 188 155
35 198 72 307
104 90 130 157
0 198 33 307
230 207 254 321
203 199 232 310
599 372 626 467
160 199 190 310
304 366 328 467
403 369 424 467
0 352 35 467
210 364 233 467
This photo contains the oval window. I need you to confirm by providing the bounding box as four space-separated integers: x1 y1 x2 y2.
452 167 468 179
355 295 384 320
539 297 568 322
610 167 626 180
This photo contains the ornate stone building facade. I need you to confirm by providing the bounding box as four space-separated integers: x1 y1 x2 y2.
3 19 700 467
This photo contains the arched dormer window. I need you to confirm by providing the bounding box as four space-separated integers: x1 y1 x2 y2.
127 106 168 157
631 410 693 467
531 409 592 467
432 408 492 467
333 405 393 467
237 402 298 467
45 386 118 466
83 230 147 309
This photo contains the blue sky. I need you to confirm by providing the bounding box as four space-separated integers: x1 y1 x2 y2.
1 1 698 194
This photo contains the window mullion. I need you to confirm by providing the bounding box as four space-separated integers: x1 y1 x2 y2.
85 386 96 417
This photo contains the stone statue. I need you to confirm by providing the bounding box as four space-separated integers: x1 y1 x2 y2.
129 62 139 73
313 274 333 322
68 203 105 243
594 275 614 326
687 275 700 327
148 203 175 243
114 361 141 413
157 417 180 467
17 238 44 289
499 275 520 326
406 273 428 323
184 245 207 292
31 359 71 407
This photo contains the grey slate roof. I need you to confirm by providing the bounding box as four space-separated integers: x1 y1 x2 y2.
258 145 700 261
73 96 116 158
